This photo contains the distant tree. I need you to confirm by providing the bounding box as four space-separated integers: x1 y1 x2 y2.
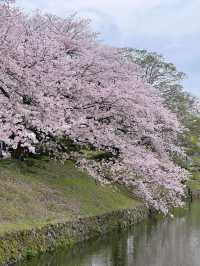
119 48 198 119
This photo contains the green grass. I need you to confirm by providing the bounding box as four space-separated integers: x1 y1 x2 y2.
187 171 200 190
188 180 200 190
0 156 141 235
186 154 200 190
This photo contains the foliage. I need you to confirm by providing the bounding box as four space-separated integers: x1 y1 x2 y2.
119 48 198 119
181 114 200 189
0 0 189 213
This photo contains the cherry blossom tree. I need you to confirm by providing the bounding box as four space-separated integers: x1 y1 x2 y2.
0 0 189 213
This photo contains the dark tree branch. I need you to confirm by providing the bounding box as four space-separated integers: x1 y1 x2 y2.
0 86 10 99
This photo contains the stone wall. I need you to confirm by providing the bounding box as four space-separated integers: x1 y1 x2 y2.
0 205 148 265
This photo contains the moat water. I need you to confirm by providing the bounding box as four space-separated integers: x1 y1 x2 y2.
16 200 200 266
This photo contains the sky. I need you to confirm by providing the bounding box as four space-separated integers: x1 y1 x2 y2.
16 0 200 98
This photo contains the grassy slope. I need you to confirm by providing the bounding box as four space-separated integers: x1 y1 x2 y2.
0 156 140 235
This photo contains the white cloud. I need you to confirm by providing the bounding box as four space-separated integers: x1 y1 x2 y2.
16 0 200 38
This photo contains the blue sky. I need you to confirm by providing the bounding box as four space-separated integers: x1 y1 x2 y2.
16 0 200 98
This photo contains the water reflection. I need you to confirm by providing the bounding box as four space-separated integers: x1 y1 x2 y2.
16 200 200 266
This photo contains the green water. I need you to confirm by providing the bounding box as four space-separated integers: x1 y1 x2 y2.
16 200 200 266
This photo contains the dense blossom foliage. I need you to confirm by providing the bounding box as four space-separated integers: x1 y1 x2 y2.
0 0 189 213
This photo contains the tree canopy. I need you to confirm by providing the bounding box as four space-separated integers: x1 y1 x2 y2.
119 48 198 119
0 0 189 214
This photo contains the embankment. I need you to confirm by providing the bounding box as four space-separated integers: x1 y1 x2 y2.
0 206 147 265
0 157 146 265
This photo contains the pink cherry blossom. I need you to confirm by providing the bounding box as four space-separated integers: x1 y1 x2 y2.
0 0 189 213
